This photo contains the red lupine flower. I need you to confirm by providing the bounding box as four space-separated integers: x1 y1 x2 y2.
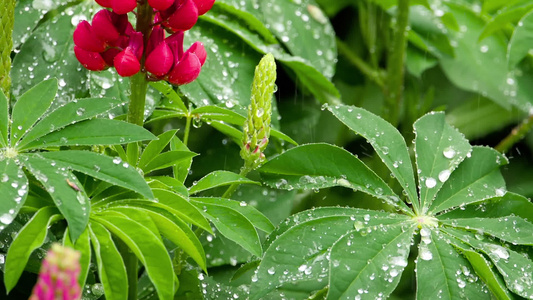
74 46 108 71
145 42 174 76
168 51 202 85
73 21 106 52
149 0 175 11
112 0 137 14
114 48 141 76
193 0 216 15
91 9 130 45
29 244 81 300
168 0 199 31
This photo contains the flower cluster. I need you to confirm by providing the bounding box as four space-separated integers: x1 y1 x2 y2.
74 0 214 85
29 244 81 300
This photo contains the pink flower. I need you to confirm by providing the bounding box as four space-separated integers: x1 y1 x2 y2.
149 0 175 11
96 0 137 14
145 31 206 85
193 0 216 15
29 244 81 300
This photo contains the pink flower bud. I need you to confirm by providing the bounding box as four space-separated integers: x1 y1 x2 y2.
193 0 215 15
168 51 202 85
101 47 121 66
74 46 108 71
95 0 112 8
112 0 137 14
92 9 129 44
73 21 106 52
187 41 206 66
146 25 165 56
114 48 141 77
149 0 175 11
168 0 199 31
126 30 144 60
146 42 174 76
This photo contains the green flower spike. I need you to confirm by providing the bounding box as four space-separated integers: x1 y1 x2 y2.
240 53 276 172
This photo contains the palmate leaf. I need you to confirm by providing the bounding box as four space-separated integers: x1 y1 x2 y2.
508 10 533 68
258 143 411 214
138 129 179 169
63 228 91 288
249 208 410 299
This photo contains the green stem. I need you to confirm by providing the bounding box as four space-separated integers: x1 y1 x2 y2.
117 239 138 300
495 114 533 154
222 167 251 199
384 0 410 126
337 38 385 88
127 73 148 126
0 0 15 95
183 115 192 146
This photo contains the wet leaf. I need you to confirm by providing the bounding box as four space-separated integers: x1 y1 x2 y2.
20 119 156 150
94 214 175 300
11 78 57 144
88 222 128 300
63 228 91 288
430 146 507 213
39 150 153 199
0 159 28 230
328 225 415 299
4 207 62 293
414 112 471 212
189 171 260 195
138 129 179 169
328 105 418 211
142 150 197 174
22 154 90 240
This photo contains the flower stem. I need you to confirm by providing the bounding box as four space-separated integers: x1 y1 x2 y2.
127 73 149 126
0 0 15 95
384 0 410 126
222 166 251 199
336 38 385 88
495 114 533 154
183 115 192 146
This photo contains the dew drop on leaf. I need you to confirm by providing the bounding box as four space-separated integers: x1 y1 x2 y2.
425 177 437 188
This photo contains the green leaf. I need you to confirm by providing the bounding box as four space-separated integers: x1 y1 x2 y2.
416 230 491 299
11 3 91 105
440 216 533 245
21 154 90 240
148 176 189 197
199 201 262 257
20 119 156 150
150 81 188 113
327 105 418 210
258 143 410 214
258 0 336 79
438 4 526 110
189 171 260 195
142 150 197 174
11 78 57 144
138 129 179 169
408 5 455 57
439 192 533 221
508 10 533 68
4 207 62 292
63 228 91 288
191 197 274 233
328 225 415 300
430 146 507 213
192 105 246 125
136 206 207 271
102 208 160 238
443 228 533 298
249 208 410 299
0 90 8 147
152 188 212 232
209 121 242 142
39 150 153 199
94 215 175 300
455 244 514 300
88 222 128 300
414 112 471 212
0 159 28 228
170 136 193 183
479 4 533 41
18 97 124 149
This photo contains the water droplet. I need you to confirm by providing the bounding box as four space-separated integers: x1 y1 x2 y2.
438 170 451 182
443 147 456 159
0 213 14 225
480 45 489 53
425 177 437 188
